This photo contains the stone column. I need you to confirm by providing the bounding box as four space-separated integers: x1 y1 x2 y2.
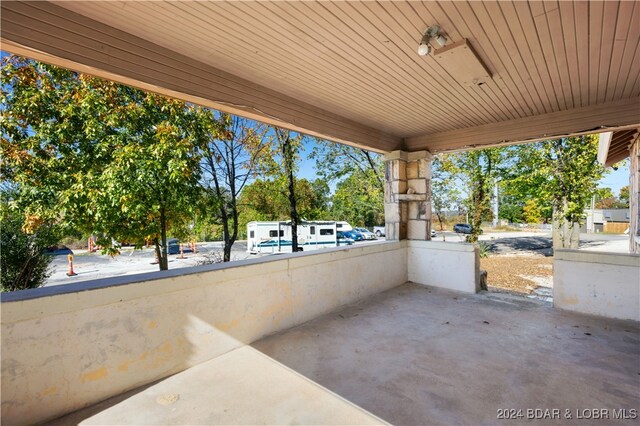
630 139 640 254
383 151 433 241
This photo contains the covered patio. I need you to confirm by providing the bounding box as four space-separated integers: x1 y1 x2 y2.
2 1 640 424
50 283 639 425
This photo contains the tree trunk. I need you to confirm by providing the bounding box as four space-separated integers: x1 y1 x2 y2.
283 138 299 252
552 202 580 250
159 207 169 270
220 204 231 263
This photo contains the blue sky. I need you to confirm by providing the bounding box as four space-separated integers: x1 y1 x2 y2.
598 163 630 195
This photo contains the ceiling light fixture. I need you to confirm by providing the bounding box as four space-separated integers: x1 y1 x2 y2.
417 25 447 56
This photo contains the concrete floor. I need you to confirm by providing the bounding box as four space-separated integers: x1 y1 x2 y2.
254 284 639 425
51 283 639 425
50 346 384 425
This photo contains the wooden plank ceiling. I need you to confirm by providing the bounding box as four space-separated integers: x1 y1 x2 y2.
605 129 640 167
2 1 640 153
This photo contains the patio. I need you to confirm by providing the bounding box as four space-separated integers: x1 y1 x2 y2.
2 2 639 424
50 283 639 425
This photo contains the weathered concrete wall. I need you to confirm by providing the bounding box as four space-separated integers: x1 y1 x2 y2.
1 242 406 425
407 241 480 293
554 250 640 321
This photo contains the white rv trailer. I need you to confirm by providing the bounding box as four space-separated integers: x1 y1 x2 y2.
247 221 352 254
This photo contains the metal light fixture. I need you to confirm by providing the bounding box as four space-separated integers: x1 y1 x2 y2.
417 25 447 56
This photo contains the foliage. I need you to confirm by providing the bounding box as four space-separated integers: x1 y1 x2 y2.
310 139 384 226
477 241 491 259
432 157 462 230
497 193 524 224
506 136 605 248
310 139 383 192
1 55 213 270
594 186 629 209
198 114 269 261
266 128 305 251
237 178 330 233
619 185 630 206
521 199 545 224
440 148 504 242
331 171 383 227
1 195 58 292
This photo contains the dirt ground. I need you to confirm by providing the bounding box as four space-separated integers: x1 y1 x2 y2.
480 255 553 295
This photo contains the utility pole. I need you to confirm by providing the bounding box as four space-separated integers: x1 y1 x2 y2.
492 182 499 228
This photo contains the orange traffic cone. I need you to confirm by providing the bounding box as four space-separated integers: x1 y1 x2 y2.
66 254 77 276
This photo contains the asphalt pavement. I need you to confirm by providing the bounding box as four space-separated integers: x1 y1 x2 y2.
44 231 629 287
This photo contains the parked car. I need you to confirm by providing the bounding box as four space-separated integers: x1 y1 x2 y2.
453 224 473 234
167 238 181 254
355 227 377 240
342 229 364 241
336 231 354 246
373 226 385 237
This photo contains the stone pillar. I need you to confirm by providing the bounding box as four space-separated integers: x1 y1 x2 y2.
630 139 640 254
384 150 433 241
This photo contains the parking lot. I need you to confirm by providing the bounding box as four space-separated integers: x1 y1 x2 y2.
45 239 385 287
45 231 628 287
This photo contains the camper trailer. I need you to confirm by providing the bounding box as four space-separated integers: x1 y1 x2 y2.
247 221 353 254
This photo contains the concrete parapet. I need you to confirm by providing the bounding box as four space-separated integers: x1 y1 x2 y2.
1 242 406 424
554 249 640 321
407 241 480 293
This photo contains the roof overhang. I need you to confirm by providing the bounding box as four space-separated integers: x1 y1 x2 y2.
598 129 640 168
2 1 640 153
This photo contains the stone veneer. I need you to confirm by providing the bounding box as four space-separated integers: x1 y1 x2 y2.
384 150 433 241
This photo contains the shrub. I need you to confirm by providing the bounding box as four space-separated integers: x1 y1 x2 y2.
1 212 57 292
477 241 491 259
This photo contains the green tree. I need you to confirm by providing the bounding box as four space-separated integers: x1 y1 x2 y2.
270 128 304 251
432 157 462 231
522 199 544 224
441 148 504 242
198 115 269 262
619 185 630 207
507 136 605 248
594 187 616 209
310 140 383 192
331 172 384 227
310 140 384 226
1 55 205 270
238 178 330 232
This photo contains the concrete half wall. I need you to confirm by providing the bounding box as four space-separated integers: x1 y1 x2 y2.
554 250 640 321
1 242 406 424
407 241 480 294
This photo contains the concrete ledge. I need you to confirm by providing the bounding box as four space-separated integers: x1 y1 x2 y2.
555 249 640 266
554 250 640 321
1 242 407 424
396 193 427 201
407 241 479 293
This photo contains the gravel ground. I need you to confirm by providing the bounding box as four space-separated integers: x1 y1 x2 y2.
481 255 553 296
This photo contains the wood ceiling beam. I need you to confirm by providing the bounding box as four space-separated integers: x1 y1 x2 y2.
0 1 401 153
405 97 640 153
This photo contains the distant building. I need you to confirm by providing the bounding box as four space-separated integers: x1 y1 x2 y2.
584 208 629 233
